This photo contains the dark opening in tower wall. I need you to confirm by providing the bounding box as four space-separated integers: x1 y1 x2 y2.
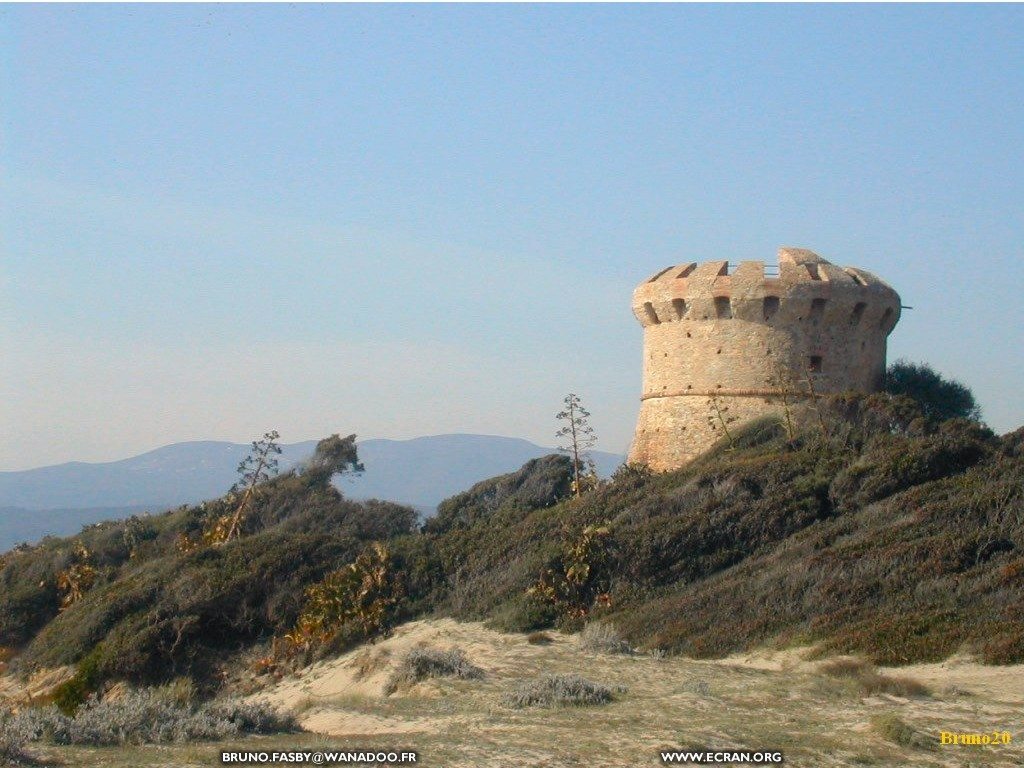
810 298 827 321
809 355 823 372
643 302 660 324
714 296 732 319
879 307 894 331
672 298 686 320
850 302 866 326
763 296 780 320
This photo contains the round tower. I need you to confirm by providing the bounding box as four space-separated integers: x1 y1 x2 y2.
628 247 901 471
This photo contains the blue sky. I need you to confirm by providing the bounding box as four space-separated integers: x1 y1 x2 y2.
2 4 1022 469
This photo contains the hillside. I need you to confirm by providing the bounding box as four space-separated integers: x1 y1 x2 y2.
0 435 623 550
1 394 1021 707
0 506 151 557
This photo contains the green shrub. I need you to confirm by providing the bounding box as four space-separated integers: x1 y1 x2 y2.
487 593 559 633
829 431 992 513
52 646 105 715
885 360 981 422
285 541 404 658
12 457 418 686
425 455 573 535
729 415 787 451
528 523 615 626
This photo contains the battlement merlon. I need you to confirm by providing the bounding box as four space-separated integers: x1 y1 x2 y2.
631 248 901 333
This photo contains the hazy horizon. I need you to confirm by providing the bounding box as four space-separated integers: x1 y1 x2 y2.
5 432 623 473
3 5 1022 471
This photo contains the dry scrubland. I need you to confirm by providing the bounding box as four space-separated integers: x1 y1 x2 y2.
2 389 1021 767
6 618 1022 767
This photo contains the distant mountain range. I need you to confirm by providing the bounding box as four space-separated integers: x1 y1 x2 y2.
0 435 623 551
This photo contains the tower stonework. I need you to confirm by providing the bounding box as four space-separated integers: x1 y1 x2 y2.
628 248 901 471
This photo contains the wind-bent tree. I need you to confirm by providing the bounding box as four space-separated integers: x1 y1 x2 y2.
556 393 598 497
300 433 365 488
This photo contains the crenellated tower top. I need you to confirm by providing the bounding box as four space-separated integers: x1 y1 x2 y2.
632 247 900 334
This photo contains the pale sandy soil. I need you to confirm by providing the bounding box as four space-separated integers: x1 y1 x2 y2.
249 618 1024 767
0 664 73 708
7 618 1024 767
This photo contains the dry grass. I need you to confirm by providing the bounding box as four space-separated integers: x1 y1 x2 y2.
820 657 931 698
578 622 631 655
870 713 935 750
819 657 874 678
860 673 931 698
351 648 391 681
17 619 1024 767
526 632 553 645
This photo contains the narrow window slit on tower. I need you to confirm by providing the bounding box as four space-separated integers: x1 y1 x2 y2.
806 263 822 280
714 296 732 319
643 302 660 324
850 302 866 326
671 298 687 320
809 355 823 373
763 296 780 320
810 298 827 321
879 307 893 330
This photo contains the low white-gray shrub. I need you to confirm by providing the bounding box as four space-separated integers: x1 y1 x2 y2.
579 622 632 655
503 674 622 708
385 647 484 694
1 710 33 766
3 689 295 747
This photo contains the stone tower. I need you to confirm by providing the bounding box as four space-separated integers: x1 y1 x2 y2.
628 247 901 471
